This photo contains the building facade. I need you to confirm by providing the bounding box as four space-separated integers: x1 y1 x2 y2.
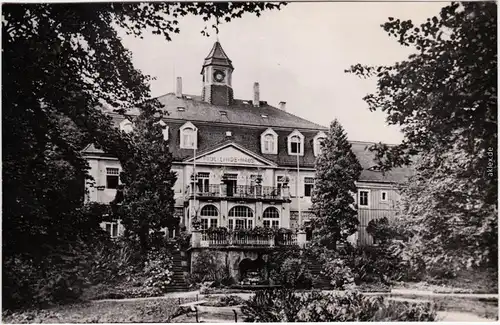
82 41 413 249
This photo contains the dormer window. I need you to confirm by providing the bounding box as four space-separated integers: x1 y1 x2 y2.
119 120 134 134
313 131 327 156
287 130 304 156
157 120 169 141
180 122 197 149
261 128 278 154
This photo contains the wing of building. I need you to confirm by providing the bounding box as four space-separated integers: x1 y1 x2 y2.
82 41 414 248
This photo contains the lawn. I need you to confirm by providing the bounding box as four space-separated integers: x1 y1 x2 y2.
2 298 195 323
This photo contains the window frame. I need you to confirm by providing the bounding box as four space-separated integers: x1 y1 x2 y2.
228 206 254 230
180 122 198 149
106 167 120 189
260 128 278 154
313 131 327 156
358 189 370 208
119 119 134 134
304 177 315 197
381 191 388 202
263 207 280 229
287 130 304 156
103 221 119 238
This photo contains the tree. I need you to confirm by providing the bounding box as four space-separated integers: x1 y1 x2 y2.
116 109 177 256
2 2 285 307
311 119 363 250
346 2 497 270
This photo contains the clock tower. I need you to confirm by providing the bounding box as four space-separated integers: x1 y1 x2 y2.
201 41 234 106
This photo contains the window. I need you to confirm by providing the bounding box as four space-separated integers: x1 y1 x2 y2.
194 172 210 193
106 167 119 189
287 130 304 155
263 207 280 229
381 191 388 202
180 122 197 149
260 128 278 154
313 131 327 156
200 204 218 217
157 120 169 141
359 190 369 207
264 134 275 152
104 222 119 238
276 175 288 191
290 136 300 154
304 177 315 197
120 120 134 134
228 206 254 230
200 205 218 230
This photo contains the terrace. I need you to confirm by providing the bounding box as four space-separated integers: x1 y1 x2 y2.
186 184 290 201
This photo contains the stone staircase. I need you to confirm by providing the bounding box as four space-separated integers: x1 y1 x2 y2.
167 243 191 292
305 255 333 289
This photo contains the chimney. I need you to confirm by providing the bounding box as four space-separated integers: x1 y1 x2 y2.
279 101 287 111
176 77 183 98
253 82 260 107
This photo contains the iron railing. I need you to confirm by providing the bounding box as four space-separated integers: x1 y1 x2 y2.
187 185 287 200
200 231 297 247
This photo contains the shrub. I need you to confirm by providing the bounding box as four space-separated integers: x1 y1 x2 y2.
321 255 355 290
143 247 173 293
241 289 302 322
187 251 233 287
87 238 139 285
3 238 96 309
241 289 437 322
270 258 313 289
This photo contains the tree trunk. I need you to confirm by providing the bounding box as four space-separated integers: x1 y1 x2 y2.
139 226 149 259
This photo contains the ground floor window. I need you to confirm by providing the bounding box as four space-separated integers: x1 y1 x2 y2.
103 221 118 238
200 218 218 230
263 206 280 229
200 204 219 230
228 206 254 230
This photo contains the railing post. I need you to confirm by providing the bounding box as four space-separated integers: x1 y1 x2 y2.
191 229 201 248
297 230 307 248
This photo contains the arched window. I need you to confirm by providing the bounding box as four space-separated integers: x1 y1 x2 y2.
260 128 278 154
200 204 218 230
313 131 327 156
287 130 304 156
157 120 169 141
120 120 134 134
263 207 280 229
201 204 218 217
228 206 254 230
180 122 197 149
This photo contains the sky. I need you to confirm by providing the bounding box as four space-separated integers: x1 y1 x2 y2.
120 2 448 144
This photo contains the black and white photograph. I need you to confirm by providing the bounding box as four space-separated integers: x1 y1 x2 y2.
2 1 498 323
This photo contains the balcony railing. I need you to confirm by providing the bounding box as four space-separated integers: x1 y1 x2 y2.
200 231 297 247
187 184 289 200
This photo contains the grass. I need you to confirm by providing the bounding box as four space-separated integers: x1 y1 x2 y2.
2 298 196 323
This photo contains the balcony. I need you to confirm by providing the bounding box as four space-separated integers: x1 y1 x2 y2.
186 184 290 201
198 230 298 248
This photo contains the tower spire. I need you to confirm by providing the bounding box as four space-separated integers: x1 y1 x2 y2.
200 40 234 106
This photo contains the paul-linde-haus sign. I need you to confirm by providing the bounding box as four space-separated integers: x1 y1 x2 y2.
199 155 256 164
196 147 264 165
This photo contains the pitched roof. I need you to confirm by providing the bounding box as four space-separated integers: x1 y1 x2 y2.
126 93 327 130
202 41 234 71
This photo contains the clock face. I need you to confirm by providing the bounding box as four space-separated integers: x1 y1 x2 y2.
213 69 226 82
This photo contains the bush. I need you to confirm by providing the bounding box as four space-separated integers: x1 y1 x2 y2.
3 239 96 310
241 289 437 322
321 255 355 289
87 238 139 285
186 251 233 287
241 289 302 322
143 247 173 293
270 258 313 289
